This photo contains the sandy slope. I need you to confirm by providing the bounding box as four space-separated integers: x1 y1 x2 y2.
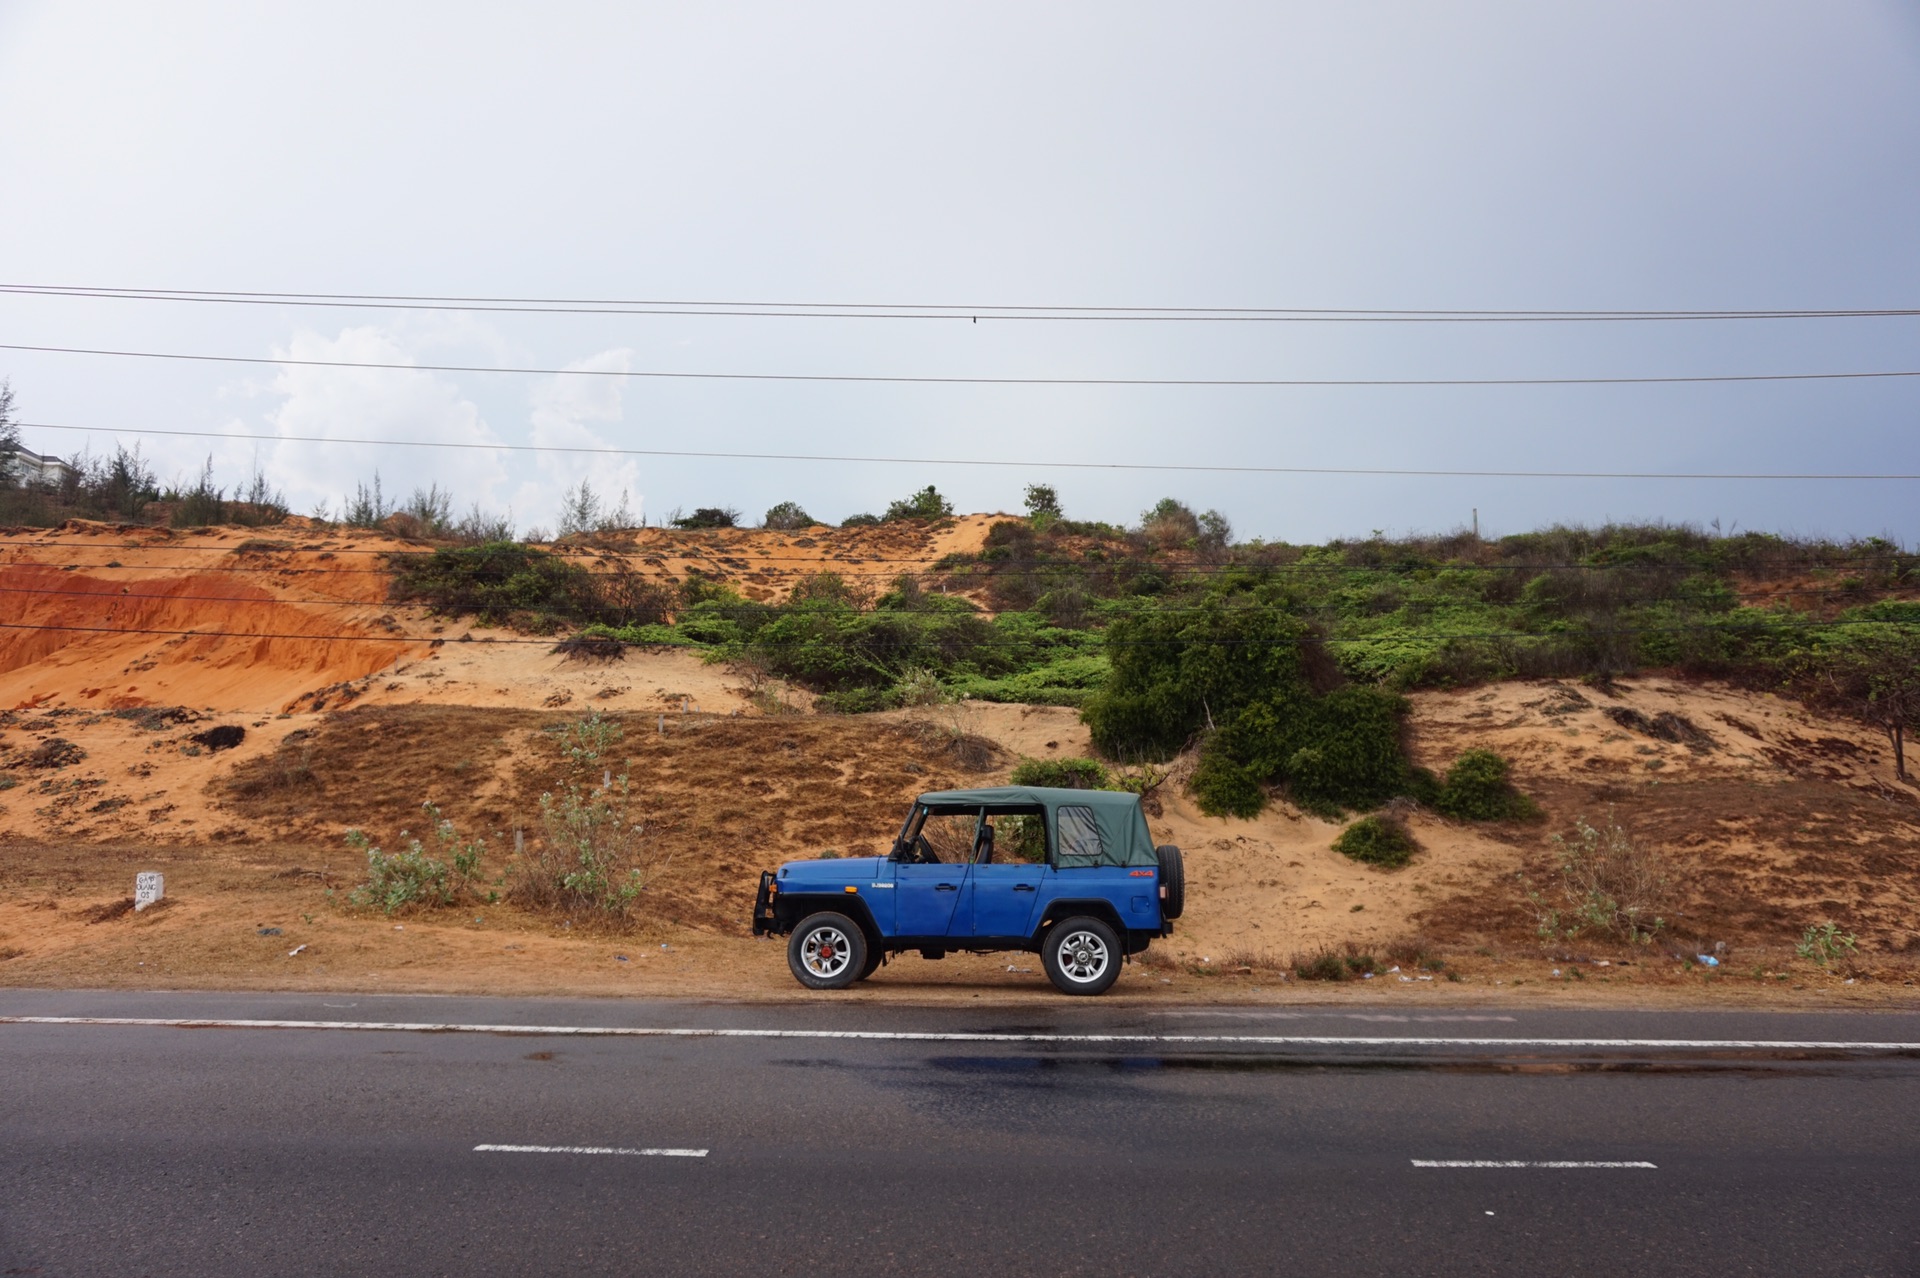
2 519 1917 1003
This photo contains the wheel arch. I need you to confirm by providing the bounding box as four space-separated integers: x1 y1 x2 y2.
1031 898 1127 944
778 894 884 951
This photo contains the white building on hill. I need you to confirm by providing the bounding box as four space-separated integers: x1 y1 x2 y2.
9 447 79 487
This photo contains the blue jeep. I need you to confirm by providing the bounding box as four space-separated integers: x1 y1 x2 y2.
751 785 1186 995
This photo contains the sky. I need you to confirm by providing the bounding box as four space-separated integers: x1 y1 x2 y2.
0 1 1916 542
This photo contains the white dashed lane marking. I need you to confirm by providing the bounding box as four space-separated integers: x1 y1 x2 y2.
475 1145 708 1158
1413 1160 1658 1169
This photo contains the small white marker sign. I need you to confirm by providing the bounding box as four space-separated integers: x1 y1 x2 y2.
134 872 165 911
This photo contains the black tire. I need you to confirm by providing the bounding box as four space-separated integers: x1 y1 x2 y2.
787 912 868 991
857 944 885 981
1041 915 1122 996
1156 844 1186 920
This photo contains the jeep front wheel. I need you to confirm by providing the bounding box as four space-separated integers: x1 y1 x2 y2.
787 912 868 991
1042 916 1121 996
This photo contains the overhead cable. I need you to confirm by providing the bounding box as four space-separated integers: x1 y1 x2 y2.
6 343 1920 390
4 283 1918 324
22 422 1920 482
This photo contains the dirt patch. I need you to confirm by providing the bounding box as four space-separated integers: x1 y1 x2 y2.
189 725 246 752
1601 706 1717 752
78 897 135 924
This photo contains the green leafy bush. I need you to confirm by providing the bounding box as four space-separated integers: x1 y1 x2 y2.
1528 812 1669 944
884 485 953 522
1085 600 1416 817
1434 749 1540 821
672 506 740 529
1332 814 1419 868
1795 922 1858 966
1189 744 1265 817
1292 949 1348 981
345 803 491 914
763 501 815 530
1009 756 1112 790
387 542 671 632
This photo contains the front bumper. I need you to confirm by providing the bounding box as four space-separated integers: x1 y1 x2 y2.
750 870 778 936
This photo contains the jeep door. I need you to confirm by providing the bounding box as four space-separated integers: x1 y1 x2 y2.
892 807 975 937
960 809 1048 938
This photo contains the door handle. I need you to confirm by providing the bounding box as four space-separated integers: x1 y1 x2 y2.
1013 884 1036 892
935 883 958 891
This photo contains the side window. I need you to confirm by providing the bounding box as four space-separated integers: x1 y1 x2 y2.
913 812 979 864
1056 805 1106 868
995 813 1048 864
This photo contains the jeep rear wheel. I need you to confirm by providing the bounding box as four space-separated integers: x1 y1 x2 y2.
1042 916 1121 996
787 912 868 991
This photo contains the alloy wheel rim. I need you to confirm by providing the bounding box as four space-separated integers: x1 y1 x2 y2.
802 926 853 978
1056 930 1109 982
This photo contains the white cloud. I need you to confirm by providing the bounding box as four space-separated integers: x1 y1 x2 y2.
519 349 642 530
262 326 512 519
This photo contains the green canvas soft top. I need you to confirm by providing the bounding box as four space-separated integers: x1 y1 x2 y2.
914 785 1158 868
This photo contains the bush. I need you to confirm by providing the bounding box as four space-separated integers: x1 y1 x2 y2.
517 775 657 925
388 543 671 631
672 506 741 529
1795 922 1858 967
1009 756 1112 790
1434 749 1540 821
1023 484 1062 520
1332 814 1418 868
1190 743 1266 817
1087 598 1416 816
763 501 815 530
840 512 882 527
1293 948 1348 981
884 485 953 522
1140 497 1200 547
1529 812 1670 944
345 804 492 914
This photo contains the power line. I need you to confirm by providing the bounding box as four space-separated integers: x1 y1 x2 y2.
8 342 1920 390
6 283 1919 324
22 422 1920 482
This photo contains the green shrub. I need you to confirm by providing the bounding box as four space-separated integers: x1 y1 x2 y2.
763 501 814 530
1434 749 1540 821
1009 756 1112 790
1293 949 1348 981
345 803 491 914
1086 599 1417 816
1795 922 1858 966
388 542 671 631
1528 812 1669 944
1190 743 1266 817
1333 814 1419 868
671 506 740 529
840 512 881 527
884 485 953 522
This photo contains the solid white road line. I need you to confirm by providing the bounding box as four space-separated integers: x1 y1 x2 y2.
1413 1160 1657 1169
3 1016 1919 1051
475 1144 707 1157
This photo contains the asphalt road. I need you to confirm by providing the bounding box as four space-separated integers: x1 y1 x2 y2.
3 991 1918 1276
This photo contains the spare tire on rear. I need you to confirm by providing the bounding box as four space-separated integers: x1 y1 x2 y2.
1156 844 1185 920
